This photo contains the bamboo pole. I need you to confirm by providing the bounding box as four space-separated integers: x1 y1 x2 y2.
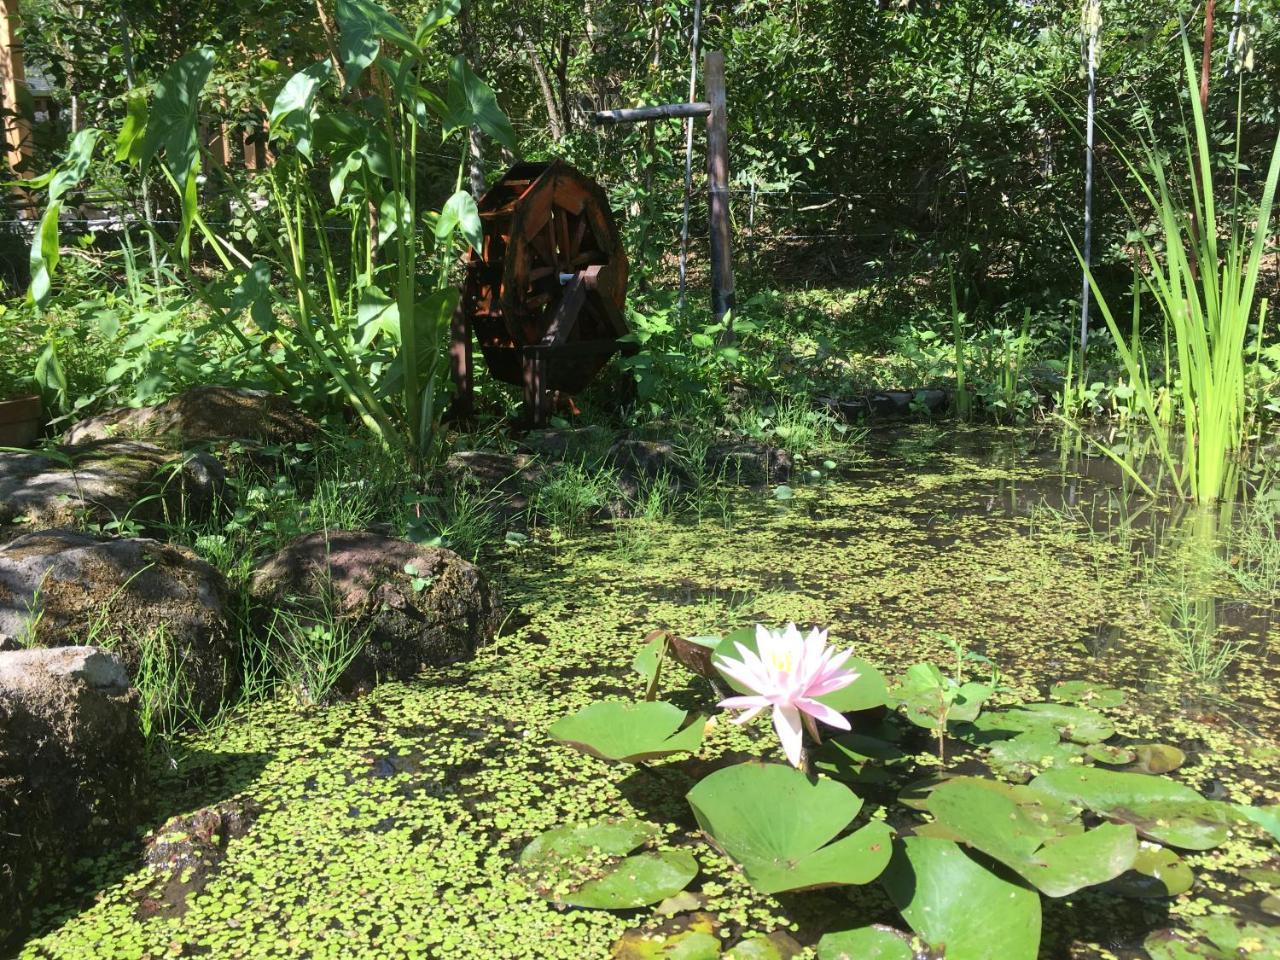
678 0 703 313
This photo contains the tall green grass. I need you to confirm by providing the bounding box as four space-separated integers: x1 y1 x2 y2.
1080 34 1280 503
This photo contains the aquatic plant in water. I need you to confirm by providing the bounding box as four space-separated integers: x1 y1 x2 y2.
713 623 858 768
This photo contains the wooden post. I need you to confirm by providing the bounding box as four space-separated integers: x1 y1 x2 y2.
704 51 734 331
449 287 475 420
0 0 32 184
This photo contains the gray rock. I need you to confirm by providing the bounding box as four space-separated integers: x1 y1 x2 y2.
0 440 225 541
63 385 316 448
0 645 144 947
249 530 502 693
606 438 693 502
705 442 793 486
0 531 234 717
517 425 615 462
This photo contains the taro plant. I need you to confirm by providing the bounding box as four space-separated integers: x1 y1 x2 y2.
22 0 514 464
1077 32 1280 503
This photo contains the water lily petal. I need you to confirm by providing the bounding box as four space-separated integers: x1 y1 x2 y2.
796 697 851 731
772 704 805 768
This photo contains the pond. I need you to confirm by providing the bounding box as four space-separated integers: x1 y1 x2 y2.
18 425 1279 959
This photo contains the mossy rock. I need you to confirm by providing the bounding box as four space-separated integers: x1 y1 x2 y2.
62 386 316 449
248 531 503 690
0 531 235 716
0 646 144 949
0 440 225 541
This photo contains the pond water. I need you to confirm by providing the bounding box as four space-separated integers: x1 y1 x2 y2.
19 425 1279 959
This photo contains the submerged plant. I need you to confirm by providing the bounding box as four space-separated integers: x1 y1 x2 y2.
713 623 858 768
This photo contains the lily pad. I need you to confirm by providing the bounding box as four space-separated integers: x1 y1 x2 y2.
1048 679 1125 709
893 662 993 729
978 702 1114 745
881 837 1041 960
1144 916 1280 959
519 819 698 909
814 734 907 784
816 925 916 960
925 777 1137 896
987 729 1084 782
1129 743 1187 774
1233 803 1280 842
1086 743 1137 765
723 932 802 959
610 913 722 959
686 762 893 894
1028 767 1231 850
549 700 705 763
1106 842 1194 898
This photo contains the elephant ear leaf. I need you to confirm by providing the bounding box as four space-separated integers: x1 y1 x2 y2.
28 127 102 309
140 48 216 260
269 61 333 161
444 55 515 150
336 0 416 89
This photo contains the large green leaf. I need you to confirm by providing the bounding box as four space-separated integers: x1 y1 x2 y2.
269 61 333 160
444 55 516 149
1048 679 1125 709
414 0 460 46
987 729 1084 782
114 95 148 164
881 837 1041 960
335 0 417 88
28 128 102 308
140 48 216 257
519 819 697 909
686 762 892 894
925 778 1137 896
548 700 705 763
1028 767 1231 850
816 926 917 960
436 189 483 252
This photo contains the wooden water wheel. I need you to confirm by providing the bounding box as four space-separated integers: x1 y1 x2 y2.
449 160 632 426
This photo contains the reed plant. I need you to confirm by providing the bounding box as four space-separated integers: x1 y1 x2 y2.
1078 34 1280 503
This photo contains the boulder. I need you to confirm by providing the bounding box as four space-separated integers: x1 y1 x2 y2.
249 530 501 691
0 646 145 946
441 450 545 523
0 440 225 541
606 438 693 504
517 425 615 462
0 531 234 717
63 386 316 448
705 442 793 486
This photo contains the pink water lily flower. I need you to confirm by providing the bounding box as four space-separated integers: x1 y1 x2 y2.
714 623 858 768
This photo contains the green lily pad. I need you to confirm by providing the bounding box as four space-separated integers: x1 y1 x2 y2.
1129 744 1187 774
1242 866 1280 886
1028 767 1231 850
686 762 893 894
816 925 916 960
711 628 889 714
1233 803 1280 842
723 932 802 959
988 729 1084 782
882 837 1041 960
519 819 698 909
1086 743 1137 765
814 734 907 783
978 703 1114 744
549 700 705 763
925 777 1137 896
1144 916 1280 959
1106 842 1194 898
1048 680 1125 709
1262 895 1280 918
893 662 993 729
610 913 722 959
